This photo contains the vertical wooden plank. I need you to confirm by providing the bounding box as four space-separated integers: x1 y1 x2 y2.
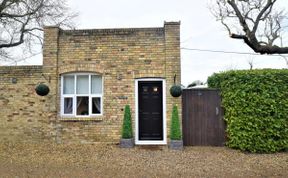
198 89 204 145
203 90 206 145
194 90 201 145
207 90 214 146
217 90 225 146
188 90 192 146
182 90 187 145
182 90 190 146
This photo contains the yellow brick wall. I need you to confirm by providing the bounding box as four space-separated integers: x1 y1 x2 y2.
0 22 181 144
0 66 57 142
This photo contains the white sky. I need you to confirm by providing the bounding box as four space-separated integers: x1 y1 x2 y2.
14 0 288 86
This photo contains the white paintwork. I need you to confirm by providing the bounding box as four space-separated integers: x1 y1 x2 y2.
60 73 103 117
135 78 167 145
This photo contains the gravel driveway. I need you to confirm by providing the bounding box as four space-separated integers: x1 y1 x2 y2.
0 142 287 178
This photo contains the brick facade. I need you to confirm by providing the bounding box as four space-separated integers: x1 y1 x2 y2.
0 22 181 144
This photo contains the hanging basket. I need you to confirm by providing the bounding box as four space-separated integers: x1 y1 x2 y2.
35 83 50 96
170 85 182 97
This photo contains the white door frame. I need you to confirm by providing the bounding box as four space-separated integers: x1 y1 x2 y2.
135 78 167 145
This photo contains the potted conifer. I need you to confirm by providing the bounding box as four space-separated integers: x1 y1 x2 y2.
120 105 134 148
170 105 183 150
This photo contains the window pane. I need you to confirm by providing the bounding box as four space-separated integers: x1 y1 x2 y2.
91 75 102 94
77 75 89 94
92 97 101 114
64 97 73 114
63 76 74 94
77 96 89 115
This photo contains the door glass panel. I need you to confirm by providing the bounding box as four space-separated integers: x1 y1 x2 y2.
153 86 158 93
77 96 89 115
77 75 89 94
142 86 148 93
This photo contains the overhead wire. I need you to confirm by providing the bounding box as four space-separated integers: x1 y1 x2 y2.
180 35 288 57
181 47 288 57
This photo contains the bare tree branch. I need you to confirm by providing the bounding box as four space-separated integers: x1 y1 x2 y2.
210 0 288 55
252 0 276 33
0 0 77 62
247 56 255 70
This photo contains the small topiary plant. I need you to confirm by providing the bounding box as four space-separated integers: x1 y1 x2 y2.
170 105 182 140
121 105 133 139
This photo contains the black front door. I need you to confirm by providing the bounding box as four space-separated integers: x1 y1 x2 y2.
138 81 163 140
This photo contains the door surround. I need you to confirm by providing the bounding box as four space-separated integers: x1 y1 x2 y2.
135 78 167 145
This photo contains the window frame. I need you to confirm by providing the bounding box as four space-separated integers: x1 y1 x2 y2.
61 73 103 117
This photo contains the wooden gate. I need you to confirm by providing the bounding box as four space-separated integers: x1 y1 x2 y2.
182 89 225 146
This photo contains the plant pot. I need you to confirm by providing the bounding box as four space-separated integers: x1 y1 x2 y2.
120 138 134 148
170 140 183 150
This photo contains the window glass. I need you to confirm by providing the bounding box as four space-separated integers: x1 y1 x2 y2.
92 97 101 114
64 97 73 114
77 96 89 115
63 76 74 94
91 75 102 94
76 75 89 94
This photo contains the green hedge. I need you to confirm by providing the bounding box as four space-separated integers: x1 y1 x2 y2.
208 69 288 153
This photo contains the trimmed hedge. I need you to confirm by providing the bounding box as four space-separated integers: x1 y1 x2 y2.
170 105 182 140
208 69 288 153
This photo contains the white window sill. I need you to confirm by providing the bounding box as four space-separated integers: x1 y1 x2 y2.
59 116 103 121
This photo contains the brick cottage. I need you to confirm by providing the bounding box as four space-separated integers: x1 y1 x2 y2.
0 21 181 144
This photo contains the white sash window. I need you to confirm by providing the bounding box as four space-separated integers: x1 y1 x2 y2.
61 73 103 117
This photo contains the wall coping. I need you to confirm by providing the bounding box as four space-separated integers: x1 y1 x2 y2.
45 21 180 37
0 65 43 73
60 27 164 36
164 21 181 26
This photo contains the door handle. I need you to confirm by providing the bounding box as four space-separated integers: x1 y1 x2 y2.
216 107 219 115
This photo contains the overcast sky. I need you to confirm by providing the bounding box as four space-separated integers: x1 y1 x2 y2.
18 0 288 86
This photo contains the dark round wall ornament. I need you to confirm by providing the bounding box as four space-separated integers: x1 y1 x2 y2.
35 83 50 96
170 85 182 97
170 74 182 97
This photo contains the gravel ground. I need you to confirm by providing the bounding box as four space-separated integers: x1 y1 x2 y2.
0 142 287 178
